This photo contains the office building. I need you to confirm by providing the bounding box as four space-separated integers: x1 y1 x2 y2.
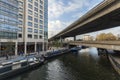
18 0 48 54
0 0 48 55
0 0 18 55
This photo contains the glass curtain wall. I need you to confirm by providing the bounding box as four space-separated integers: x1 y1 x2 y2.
44 0 48 40
0 0 18 39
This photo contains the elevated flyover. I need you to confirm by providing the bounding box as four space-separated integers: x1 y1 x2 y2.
49 0 120 40
69 41 120 51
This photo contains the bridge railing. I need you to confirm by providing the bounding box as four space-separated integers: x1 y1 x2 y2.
69 40 120 45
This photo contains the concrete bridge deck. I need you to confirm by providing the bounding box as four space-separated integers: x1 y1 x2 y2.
69 41 120 51
49 0 120 40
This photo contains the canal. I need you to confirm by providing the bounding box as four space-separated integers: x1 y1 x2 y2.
6 48 120 80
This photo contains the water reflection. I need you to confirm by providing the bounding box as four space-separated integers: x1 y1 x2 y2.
6 48 120 80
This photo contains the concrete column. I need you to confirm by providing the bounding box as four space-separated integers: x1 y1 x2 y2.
46 42 48 50
74 36 76 41
42 42 44 51
35 42 37 52
44 42 46 51
15 42 18 56
60 37 62 43
24 42 27 54
0 42 1 54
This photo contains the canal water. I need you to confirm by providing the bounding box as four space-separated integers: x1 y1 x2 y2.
6 48 120 80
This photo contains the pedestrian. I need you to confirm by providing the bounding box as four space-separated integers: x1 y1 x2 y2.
21 51 24 56
53 49 54 52
6 54 9 60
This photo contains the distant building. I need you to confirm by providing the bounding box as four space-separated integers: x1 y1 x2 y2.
117 34 120 40
83 35 93 41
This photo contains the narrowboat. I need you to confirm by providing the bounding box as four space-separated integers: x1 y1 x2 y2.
44 48 70 59
70 47 81 53
0 54 44 80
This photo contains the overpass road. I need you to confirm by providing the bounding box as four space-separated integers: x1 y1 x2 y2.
69 41 120 51
49 0 120 40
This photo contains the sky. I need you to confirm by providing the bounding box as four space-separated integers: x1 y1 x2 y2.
48 0 120 39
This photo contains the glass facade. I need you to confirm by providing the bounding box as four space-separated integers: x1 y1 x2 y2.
0 0 18 39
44 0 48 40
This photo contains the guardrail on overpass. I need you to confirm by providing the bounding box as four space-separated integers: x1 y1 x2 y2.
69 41 120 51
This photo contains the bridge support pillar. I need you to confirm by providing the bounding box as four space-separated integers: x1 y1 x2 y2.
59 37 64 47
60 37 62 43
74 36 76 41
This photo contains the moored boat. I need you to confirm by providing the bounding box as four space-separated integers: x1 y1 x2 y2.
0 54 44 80
44 48 70 59
70 47 81 53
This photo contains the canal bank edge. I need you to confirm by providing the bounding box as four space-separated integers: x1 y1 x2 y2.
108 54 120 75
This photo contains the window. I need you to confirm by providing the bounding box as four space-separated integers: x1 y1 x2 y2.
28 28 32 32
28 34 32 38
19 20 23 25
34 18 38 23
40 5 43 9
34 13 38 17
28 4 32 9
40 10 43 14
18 34 22 38
40 20 43 24
19 8 23 12
34 35 38 39
28 10 32 15
39 25 43 29
19 1 23 6
28 16 32 20
18 27 22 32
28 0 32 3
28 22 32 27
19 14 23 19
39 35 42 39
40 0 43 4
39 30 43 34
34 24 38 28
34 2 38 7
40 15 43 19
34 7 38 12
44 32 48 36
34 29 38 33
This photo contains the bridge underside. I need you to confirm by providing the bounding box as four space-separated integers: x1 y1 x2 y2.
69 41 120 51
49 0 120 41
60 8 120 38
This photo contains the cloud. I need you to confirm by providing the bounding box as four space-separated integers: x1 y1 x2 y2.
48 19 74 38
72 12 85 19
48 20 68 38
48 0 104 38
48 0 91 38
48 0 89 20
65 0 88 12
48 0 65 19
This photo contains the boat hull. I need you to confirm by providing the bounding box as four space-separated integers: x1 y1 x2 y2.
44 50 70 60
0 62 43 80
